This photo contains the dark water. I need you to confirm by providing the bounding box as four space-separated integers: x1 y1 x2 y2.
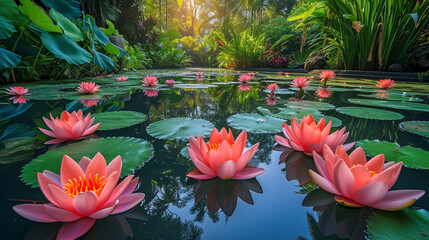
1 70 429 240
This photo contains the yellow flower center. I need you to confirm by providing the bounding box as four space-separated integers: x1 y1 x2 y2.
206 142 234 151
63 174 106 198
351 165 378 178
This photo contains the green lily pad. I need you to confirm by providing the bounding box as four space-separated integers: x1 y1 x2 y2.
348 98 429 112
336 107 404 120
146 117 215 140
227 113 284 133
356 140 429 170
286 101 335 111
92 111 147 131
358 93 423 102
21 137 153 187
263 89 295 95
367 208 429 240
174 84 216 89
399 121 429 138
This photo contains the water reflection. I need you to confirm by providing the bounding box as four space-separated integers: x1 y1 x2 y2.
10 95 29 104
193 178 263 217
274 145 316 185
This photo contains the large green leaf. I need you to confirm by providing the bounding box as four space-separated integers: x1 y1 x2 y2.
41 32 92 65
0 102 33 121
21 137 153 187
49 9 83 42
18 0 62 33
92 45 114 72
286 101 336 111
227 113 284 133
348 98 429 112
336 107 404 120
147 117 215 140
358 93 423 102
92 111 147 131
41 0 81 20
367 209 429 240
0 47 21 70
399 121 429 138
0 17 16 39
104 42 125 57
356 140 429 170
0 0 18 20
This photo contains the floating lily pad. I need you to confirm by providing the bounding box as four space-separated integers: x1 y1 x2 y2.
62 92 114 101
286 101 335 111
92 111 147 131
21 137 153 187
174 84 216 89
227 113 284 133
367 208 429 240
356 140 429 170
399 121 429 138
348 98 429 112
336 107 404 120
146 117 215 140
358 93 423 102
263 89 295 95
0 103 33 121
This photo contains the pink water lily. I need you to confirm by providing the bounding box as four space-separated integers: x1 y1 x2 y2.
238 74 253 83
9 95 28 104
77 82 100 94
249 72 255 77
285 72 290 76
320 70 335 84
13 153 145 234
376 79 396 89
267 83 279 92
116 76 128 82
39 110 100 144
316 87 332 98
278 71 282 75
5 86 29 95
196 72 203 77
165 79 175 86
291 77 310 88
142 76 158 87
187 128 264 180
275 115 355 155
309 145 425 211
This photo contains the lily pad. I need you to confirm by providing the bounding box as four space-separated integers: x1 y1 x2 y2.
227 113 284 133
336 107 404 120
146 117 215 140
286 101 335 111
263 89 295 95
358 93 423 102
399 121 429 138
21 137 153 187
356 140 429 170
174 84 216 89
348 98 429 112
92 111 147 131
367 208 429 240
0 102 33 121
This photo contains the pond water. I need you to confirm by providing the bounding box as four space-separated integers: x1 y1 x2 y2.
1 69 429 240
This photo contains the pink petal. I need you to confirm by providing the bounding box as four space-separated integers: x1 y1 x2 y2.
216 160 237 179
309 170 340 195
369 190 425 211
96 172 118 207
335 146 352 167
78 157 91 172
231 131 247 160
333 160 356 198
60 155 84 187
89 200 118 219
48 184 75 213
112 193 145 214
44 204 82 222
349 147 367 165
341 142 355 151
44 138 68 145
85 152 107 178
186 169 216 180
349 165 371 189
369 162 402 188
121 177 139 196
42 170 61 186
232 167 264 179
313 151 328 178
13 204 58 222
353 181 389 205
189 149 216 176
216 140 233 168
56 218 95 240
73 191 99 216
39 127 60 138
106 175 134 204
274 135 292 148
106 155 122 183
334 195 363 208
37 173 60 206
364 154 385 173
235 143 259 172
82 123 101 136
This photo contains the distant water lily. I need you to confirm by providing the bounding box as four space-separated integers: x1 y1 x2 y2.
165 79 175 86
316 86 332 98
9 95 28 104
196 72 203 77
13 153 145 236
285 72 290 76
310 145 425 211
275 115 355 155
5 86 29 96
238 74 253 83
267 83 279 92
238 83 250 91
39 110 100 144
320 70 335 85
143 89 158 97
278 71 282 75
291 77 310 88
77 82 100 94
249 72 255 77
187 128 264 180
375 79 396 89
142 76 158 87
80 100 99 107
116 76 128 82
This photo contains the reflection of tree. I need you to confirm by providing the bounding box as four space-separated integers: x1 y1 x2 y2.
247 133 276 165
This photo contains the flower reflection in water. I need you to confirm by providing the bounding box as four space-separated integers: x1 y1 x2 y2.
238 83 250 91
80 100 99 107
193 178 263 217
143 89 159 97
9 95 29 104
265 93 277 105
303 189 373 240
375 89 389 99
274 145 316 185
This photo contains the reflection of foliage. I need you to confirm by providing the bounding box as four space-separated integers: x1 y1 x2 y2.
247 133 276 165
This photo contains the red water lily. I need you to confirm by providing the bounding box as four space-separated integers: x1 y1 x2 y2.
291 77 310 88
142 76 158 87
6 86 29 96
116 76 128 82
238 74 253 83
166 79 175 86
77 82 100 94
267 83 279 92
375 79 396 89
